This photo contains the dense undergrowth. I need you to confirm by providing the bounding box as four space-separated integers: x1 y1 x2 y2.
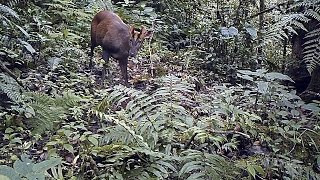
0 0 320 179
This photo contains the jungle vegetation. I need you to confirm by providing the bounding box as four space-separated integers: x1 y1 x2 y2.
0 0 319 179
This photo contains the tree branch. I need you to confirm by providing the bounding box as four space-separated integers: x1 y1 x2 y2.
249 1 294 19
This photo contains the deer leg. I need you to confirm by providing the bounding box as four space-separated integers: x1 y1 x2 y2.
101 50 110 85
89 44 96 68
119 58 129 86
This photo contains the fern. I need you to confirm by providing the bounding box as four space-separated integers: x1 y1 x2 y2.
100 76 195 148
0 3 19 19
92 76 242 178
263 13 309 47
91 76 197 178
289 0 320 73
263 0 320 72
89 0 114 11
24 91 81 134
263 0 318 42
121 148 177 179
304 9 320 21
94 145 177 179
54 91 82 109
292 0 320 10
0 73 23 103
96 111 149 148
1 0 27 9
179 149 238 179
303 25 320 73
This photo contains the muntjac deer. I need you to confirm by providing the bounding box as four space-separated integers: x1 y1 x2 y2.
90 10 151 86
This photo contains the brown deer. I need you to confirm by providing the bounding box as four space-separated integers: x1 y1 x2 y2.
90 10 151 86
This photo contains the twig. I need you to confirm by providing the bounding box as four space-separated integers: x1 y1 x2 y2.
248 1 294 19
184 132 198 149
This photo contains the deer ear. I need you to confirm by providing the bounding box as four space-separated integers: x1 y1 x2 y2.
128 25 135 34
140 26 153 39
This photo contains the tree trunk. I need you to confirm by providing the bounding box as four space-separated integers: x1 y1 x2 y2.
290 19 320 102
257 0 265 67
300 67 320 102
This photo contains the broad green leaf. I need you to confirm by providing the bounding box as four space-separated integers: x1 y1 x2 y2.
63 144 74 153
10 137 22 144
88 136 99 146
33 158 62 173
13 159 33 176
5 128 14 134
0 166 19 180
149 167 162 178
151 163 168 174
237 73 253 81
144 7 154 13
26 173 45 180
265 72 294 82
228 26 239 36
247 164 256 177
253 165 264 175
46 141 58 146
302 103 320 113
245 24 257 39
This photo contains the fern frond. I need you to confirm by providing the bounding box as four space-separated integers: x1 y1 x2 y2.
95 111 149 148
28 101 65 134
305 28 320 38
25 92 65 134
96 76 197 150
0 4 19 19
3 0 27 8
122 148 177 179
292 0 320 9
23 91 81 134
304 9 320 21
303 28 320 73
179 149 238 179
263 13 309 46
0 73 23 103
54 91 82 109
